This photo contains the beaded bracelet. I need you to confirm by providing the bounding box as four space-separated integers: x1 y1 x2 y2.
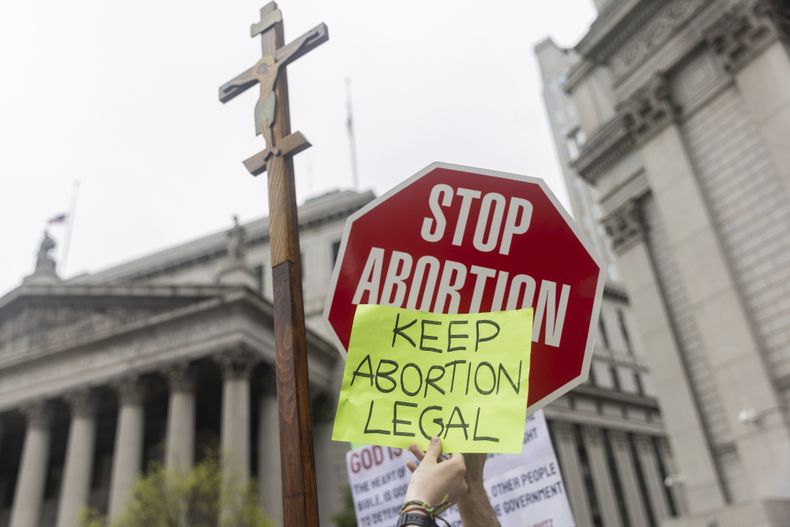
400 499 447 515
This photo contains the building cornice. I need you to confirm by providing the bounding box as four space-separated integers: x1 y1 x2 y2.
573 72 678 185
609 0 709 85
618 72 679 142
602 199 645 255
575 0 660 61
572 113 635 183
565 0 663 92
0 282 338 372
603 281 630 302
0 287 339 412
704 0 790 73
0 283 228 313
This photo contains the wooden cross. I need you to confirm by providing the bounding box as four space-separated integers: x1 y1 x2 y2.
219 3 327 525
219 7 327 175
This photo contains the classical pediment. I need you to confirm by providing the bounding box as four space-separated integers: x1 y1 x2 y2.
0 284 232 358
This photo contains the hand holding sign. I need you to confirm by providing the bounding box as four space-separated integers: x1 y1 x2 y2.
404 437 468 512
332 305 532 452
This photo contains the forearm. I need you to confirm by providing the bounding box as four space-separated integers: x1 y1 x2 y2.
457 485 498 527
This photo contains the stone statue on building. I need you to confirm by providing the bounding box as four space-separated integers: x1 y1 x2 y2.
217 215 256 289
23 231 61 284
36 231 57 273
226 215 246 266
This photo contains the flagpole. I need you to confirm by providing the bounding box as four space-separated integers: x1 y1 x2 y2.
345 77 360 190
61 179 80 274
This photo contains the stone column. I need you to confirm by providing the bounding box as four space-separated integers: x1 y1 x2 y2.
108 377 145 521
635 435 671 522
705 0 790 189
218 349 256 523
165 364 195 473
581 427 622 527
603 199 724 512
629 74 790 499
658 436 688 515
313 394 339 527
56 391 97 527
9 402 51 527
551 421 593 526
258 368 282 526
609 430 649 527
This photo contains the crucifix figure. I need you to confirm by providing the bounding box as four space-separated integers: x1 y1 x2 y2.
220 7 327 174
252 55 281 157
219 4 328 526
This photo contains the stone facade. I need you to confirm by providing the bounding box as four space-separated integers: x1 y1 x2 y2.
0 188 676 526
537 35 682 526
545 0 790 525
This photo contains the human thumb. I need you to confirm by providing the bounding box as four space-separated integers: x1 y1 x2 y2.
423 436 442 464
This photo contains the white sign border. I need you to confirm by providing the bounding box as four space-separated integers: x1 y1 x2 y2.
322 161 606 416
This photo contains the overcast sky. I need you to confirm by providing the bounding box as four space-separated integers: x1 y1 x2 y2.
0 0 596 295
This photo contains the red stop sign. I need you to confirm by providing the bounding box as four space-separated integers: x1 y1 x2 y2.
324 163 605 411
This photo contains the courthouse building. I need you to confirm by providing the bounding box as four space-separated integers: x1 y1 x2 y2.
539 0 790 525
537 28 686 527
1 185 679 527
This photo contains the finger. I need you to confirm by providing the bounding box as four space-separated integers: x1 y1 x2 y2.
423 436 442 464
406 461 417 473
449 452 466 470
408 443 425 461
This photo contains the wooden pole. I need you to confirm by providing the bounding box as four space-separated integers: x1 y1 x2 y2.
258 4 320 526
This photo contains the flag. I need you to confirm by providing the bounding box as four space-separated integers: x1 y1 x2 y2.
48 213 67 225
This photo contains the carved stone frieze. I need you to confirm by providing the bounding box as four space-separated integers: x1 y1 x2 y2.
0 302 177 357
705 0 790 73
618 73 679 143
602 200 645 255
611 0 707 80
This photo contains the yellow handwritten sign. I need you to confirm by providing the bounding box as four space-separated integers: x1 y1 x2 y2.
332 305 532 453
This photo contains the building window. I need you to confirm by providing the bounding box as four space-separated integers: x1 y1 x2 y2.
331 240 341 268
564 126 586 161
609 365 621 391
254 264 264 294
617 309 634 356
633 371 645 395
598 317 610 350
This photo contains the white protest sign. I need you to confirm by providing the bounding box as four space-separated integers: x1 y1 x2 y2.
345 410 575 527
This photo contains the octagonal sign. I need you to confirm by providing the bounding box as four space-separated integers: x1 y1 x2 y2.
323 162 605 411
